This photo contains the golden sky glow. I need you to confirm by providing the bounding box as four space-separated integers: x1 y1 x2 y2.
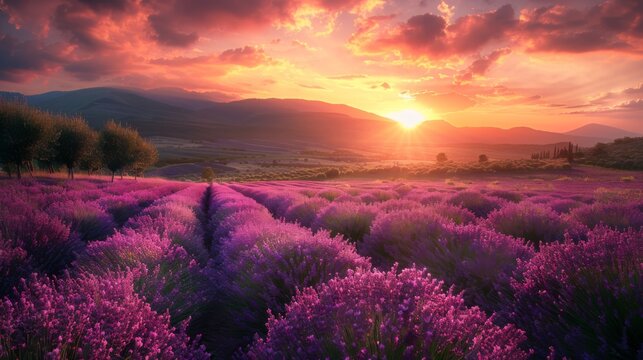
1 0 642 132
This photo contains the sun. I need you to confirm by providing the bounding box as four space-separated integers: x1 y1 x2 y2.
386 109 427 129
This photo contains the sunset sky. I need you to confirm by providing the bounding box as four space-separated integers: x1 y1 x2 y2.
1 0 642 132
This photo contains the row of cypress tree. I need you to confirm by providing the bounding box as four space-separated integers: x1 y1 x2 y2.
0 101 157 181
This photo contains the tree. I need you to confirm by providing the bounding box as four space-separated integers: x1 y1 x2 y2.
54 117 96 179
99 121 139 182
0 102 52 179
201 166 215 183
436 152 448 163
478 154 489 163
129 137 158 179
79 131 102 175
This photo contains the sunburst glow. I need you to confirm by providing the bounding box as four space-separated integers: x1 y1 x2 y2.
387 109 426 129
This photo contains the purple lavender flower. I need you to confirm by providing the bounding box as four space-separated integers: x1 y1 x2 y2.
246 266 530 359
508 227 642 358
0 273 209 359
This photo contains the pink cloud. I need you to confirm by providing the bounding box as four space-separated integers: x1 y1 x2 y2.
455 48 511 84
350 5 515 59
218 46 271 67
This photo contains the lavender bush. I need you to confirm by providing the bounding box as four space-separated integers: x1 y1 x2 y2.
246 267 530 359
487 202 586 247
509 227 642 358
207 220 370 356
284 197 330 227
0 273 209 359
570 202 643 231
447 191 504 217
361 209 533 311
313 202 378 242
47 200 116 242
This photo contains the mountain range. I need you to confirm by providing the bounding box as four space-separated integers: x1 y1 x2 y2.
1 87 639 148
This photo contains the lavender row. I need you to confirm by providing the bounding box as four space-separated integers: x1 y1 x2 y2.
1 180 211 359
203 185 534 358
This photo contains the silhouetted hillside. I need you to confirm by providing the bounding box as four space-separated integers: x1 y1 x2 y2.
4 86 609 148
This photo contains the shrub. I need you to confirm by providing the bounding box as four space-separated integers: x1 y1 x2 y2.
325 168 340 178
436 152 448 162
0 201 82 295
75 230 168 275
431 203 477 225
312 202 378 243
201 167 215 183
99 195 141 226
315 189 345 201
0 273 209 359
261 193 307 218
132 246 209 327
488 190 523 203
47 200 116 242
361 210 532 310
446 191 504 217
359 190 397 204
246 267 529 359
570 202 643 231
209 222 370 357
377 199 423 213
214 208 274 244
479 154 489 162
547 198 583 214
284 197 330 227
487 202 585 248
509 227 642 358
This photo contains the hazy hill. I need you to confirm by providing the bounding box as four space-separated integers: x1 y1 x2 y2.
2 86 615 148
415 121 603 146
565 123 641 141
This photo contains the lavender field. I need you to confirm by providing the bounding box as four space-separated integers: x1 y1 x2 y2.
0 173 641 359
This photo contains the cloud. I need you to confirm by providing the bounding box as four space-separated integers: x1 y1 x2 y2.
455 48 511 84
298 83 326 89
52 1 115 52
143 0 374 46
0 35 64 82
516 1 643 53
437 0 454 23
351 0 643 61
328 74 367 80
218 46 271 67
619 99 643 111
350 4 516 59
148 14 198 47
415 92 476 113
63 54 130 81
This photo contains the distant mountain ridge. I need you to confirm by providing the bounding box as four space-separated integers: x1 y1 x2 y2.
565 123 641 140
0 87 629 148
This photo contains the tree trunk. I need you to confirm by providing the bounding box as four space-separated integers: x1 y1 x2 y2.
16 162 21 179
71 167 74 180
120 171 123 180
111 171 115 182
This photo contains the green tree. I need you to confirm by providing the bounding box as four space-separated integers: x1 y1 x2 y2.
478 154 489 163
79 131 102 175
436 152 448 163
129 137 158 179
0 102 52 179
99 121 138 182
54 117 96 179
201 166 215 183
